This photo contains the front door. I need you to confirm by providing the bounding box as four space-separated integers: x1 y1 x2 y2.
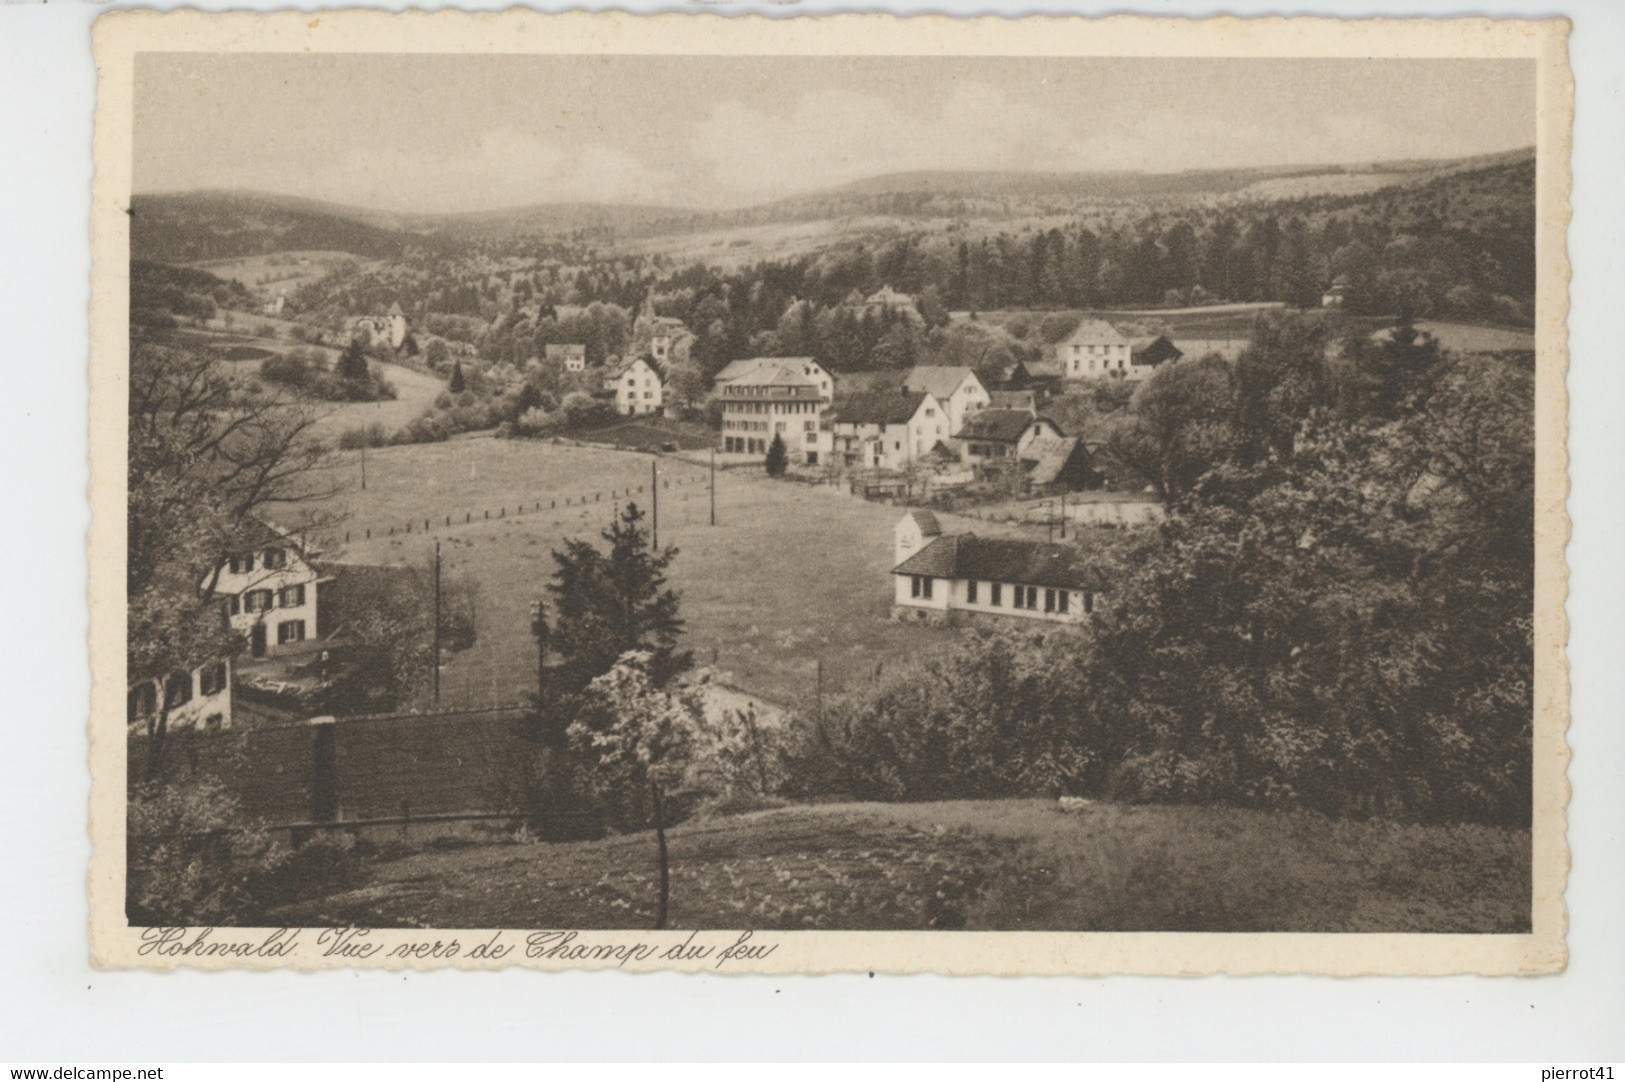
250 624 267 658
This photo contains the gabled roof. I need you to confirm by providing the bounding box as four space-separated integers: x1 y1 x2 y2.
827 390 934 427
1022 436 1092 487
1060 319 1130 347
1129 335 1183 367
387 301 404 317
902 365 980 403
867 285 913 305
545 342 586 356
714 356 821 387
893 534 1102 591
901 508 942 537
603 356 657 382
955 409 1055 444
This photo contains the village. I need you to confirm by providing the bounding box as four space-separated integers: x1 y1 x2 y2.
119 60 1539 934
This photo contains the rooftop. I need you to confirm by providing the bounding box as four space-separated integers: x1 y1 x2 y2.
956 409 1053 443
1059 319 1131 347
893 534 1103 591
902 365 979 403
827 390 933 427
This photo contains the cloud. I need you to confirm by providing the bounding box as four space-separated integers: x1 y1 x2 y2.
302 126 678 212
688 83 1074 202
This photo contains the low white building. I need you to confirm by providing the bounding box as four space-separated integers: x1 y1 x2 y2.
206 523 325 659
546 343 587 372
601 356 664 416
890 511 1101 624
1057 319 1132 380
127 658 233 732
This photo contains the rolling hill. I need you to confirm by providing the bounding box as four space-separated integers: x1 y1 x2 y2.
131 147 1534 263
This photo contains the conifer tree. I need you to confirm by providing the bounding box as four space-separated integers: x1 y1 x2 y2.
764 433 788 477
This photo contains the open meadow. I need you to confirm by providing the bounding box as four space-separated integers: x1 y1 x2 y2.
310 435 1047 711
272 798 1532 933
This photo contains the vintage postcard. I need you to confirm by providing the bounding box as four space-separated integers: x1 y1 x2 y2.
88 10 1572 974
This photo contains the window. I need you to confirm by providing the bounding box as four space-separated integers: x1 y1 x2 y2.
165 671 193 707
279 584 305 609
228 595 241 616
910 575 934 600
1083 590 1095 614
277 619 306 645
228 555 241 574
244 589 274 612
1057 590 1070 614
991 582 1002 606
263 548 286 570
966 580 978 604
199 662 227 697
1044 588 1059 613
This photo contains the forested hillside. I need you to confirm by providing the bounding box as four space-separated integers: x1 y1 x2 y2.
129 191 431 263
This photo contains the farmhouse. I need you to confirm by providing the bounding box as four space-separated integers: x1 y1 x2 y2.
900 365 991 435
349 301 409 350
1127 335 1183 380
127 658 233 733
1057 319 1132 380
1322 276 1350 308
714 357 828 463
825 390 950 471
545 343 587 372
1021 436 1102 493
599 356 664 416
205 522 327 660
954 409 1063 464
891 511 1101 625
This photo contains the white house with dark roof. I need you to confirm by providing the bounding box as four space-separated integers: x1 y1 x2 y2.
601 356 664 415
901 366 991 436
890 512 1101 624
205 522 327 659
1057 319 1132 380
825 390 950 471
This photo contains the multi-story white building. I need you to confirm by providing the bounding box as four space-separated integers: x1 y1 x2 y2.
601 356 664 416
205 523 325 659
714 357 833 464
1057 319 1133 380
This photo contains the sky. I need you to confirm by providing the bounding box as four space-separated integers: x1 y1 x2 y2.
132 54 1535 214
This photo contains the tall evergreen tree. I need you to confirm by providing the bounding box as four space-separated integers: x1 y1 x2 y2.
448 360 466 394
546 502 691 695
335 336 370 383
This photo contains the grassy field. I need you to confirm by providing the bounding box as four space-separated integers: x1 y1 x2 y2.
272 799 1531 933
310 436 1043 710
1417 320 1535 353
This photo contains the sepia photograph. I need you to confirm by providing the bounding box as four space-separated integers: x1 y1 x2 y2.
88 11 1571 973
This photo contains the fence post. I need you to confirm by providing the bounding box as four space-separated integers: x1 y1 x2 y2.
309 715 338 838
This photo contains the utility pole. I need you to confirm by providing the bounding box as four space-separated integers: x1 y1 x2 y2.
709 448 717 527
1059 490 1067 540
360 441 367 491
815 658 824 723
650 458 659 550
432 540 441 706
